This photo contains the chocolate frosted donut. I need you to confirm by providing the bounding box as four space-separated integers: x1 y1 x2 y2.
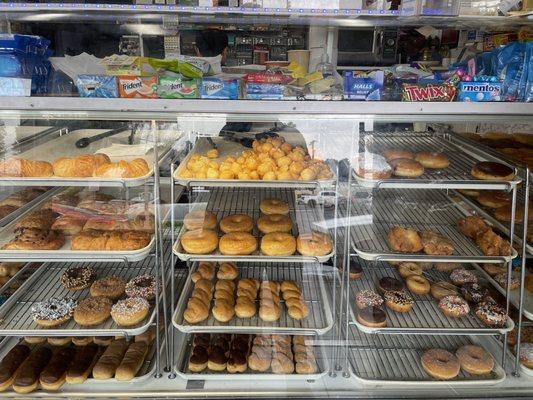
357 306 387 328
125 274 156 301
461 283 488 303
471 161 515 181
61 266 97 291
377 277 404 295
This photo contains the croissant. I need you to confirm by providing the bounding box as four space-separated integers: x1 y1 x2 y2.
184 298 209 324
215 280 235 292
212 298 235 322
0 158 53 177
286 298 309 320
235 298 256 318
52 154 110 177
217 262 238 280
93 158 149 178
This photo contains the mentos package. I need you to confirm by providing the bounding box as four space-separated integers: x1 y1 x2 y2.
246 83 284 100
76 75 118 98
458 81 502 102
200 77 239 99
117 75 157 98
343 70 384 100
157 75 198 99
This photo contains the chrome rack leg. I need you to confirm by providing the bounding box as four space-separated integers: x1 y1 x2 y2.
169 162 177 378
329 179 340 378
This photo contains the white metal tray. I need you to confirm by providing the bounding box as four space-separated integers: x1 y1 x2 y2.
172 262 334 335
349 260 514 334
174 137 335 189
172 187 334 263
352 133 520 190
520 363 533 377
344 189 517 263
348 330 506 387
174 333 329 381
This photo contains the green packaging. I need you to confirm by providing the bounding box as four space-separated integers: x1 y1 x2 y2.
157 75 198 99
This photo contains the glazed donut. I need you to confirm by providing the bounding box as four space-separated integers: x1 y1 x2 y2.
219 232 257 255
260 199 289 215
180 229 218 254
73 297 112 326
494 205 524 224
430 281 459 300
183 210 217 230
460 282 488 303
519 343 533 369
388 226 423 253
456 345 494 375
398 262 423 278
438 295 470 318
31 298 77 327
296 231 333 256
477 191 510 209
261 232 296 256
355 290 383 309
389 158 424 178
421 349 460 380
382 149 414 161
60 266 97 291
354 152 392 180
475 299 507 327
111 297 150 327
90 276 126 300
219 214 254 233
406 275 430 295
384 290 413 313
377 277 404 295
471 161 516 181
414 152 450 169
125 274 156 301
450 268 477 286
257 214 292 234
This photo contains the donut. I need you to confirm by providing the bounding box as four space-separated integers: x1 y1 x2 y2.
438 295 470 318
181 229 218 254
260 232 296 256
389 158 424 178
398 262 423 278
471 161 515 181
414 152 450 169
377 277 404 295
475 299 507 327
257 214 292 234
434 263 459 273
406 275 430 295
348 260 363 280
430 281 459 300
73 297 112 326
384 290 413 313
421 349 460 380
125 274 156 301
183 210 217 230
481 263 507 277
111 297 150 327
60 266 97 291
219 232 257 255
357 306 387 328
477 191 510 209
456 345 494 375
354 152 392 180
519 343 533 369
296 231 333 256
450 268 477 286
459 189 480 198
48 337 72 346
460 283 488 303
355 290 383 309
382 149 414 161
31 298 77 327
90 276 126 300
260 199 289 215
219 214 254 234
388 226 423 253
494 205 524 224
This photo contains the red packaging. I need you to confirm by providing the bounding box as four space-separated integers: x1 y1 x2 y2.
401 83 456 102
244 73 294 84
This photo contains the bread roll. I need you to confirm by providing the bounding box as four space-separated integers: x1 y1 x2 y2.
92 338 128 380
115 342 148 381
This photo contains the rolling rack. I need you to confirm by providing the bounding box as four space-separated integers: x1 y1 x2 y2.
342 130 529 381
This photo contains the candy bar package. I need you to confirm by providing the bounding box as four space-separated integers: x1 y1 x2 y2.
76 75 118 98
458 81 502 102
117 75 157 98
157 74 198 99
200 77 239 99
343 70 384 100
401 82 456 102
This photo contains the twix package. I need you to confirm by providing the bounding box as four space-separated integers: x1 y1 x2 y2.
117 75 157 98
401 83 456 102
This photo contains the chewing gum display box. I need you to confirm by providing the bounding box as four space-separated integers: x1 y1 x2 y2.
76 75 118 98
200 77 239 99
458 81 502 102
245 82 285 100
343 71 384 101
157 75 198 99
117 75 157 98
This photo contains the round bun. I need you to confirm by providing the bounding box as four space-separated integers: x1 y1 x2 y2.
421 349 460 380
219 214 254 234
90 276 126 300
219 232 257 255
261 232 296 256
471 161 515 181
414 152 450 169
111 297 150 327
354 153 391 180
389 158 425 178
382 149 413 161
183 210 217 230
296 231 333 256
477 191 510 209
73 296 112 326
181 229 218 254
257 214 292 234
260 199 289 215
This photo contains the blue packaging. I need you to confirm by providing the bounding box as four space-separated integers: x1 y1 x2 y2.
343 71 384 100
246 82 284 99
200 77 239 99
458 81 502 101
0 77 31 96
76 75 118 98
525 42 533 102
